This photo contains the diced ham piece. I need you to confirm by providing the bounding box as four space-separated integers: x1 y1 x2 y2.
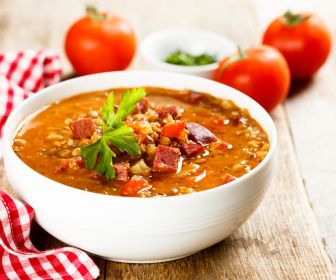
133 98 149 114
186 122 218 145
156 105 179 120
223 174 237 184
69 118 95 139
153 145 180 172
114 162 130 181
181 143 205 157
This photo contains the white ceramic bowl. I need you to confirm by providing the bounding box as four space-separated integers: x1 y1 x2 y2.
139 29 236 78
3 71 276 263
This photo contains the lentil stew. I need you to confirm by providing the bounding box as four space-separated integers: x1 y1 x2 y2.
13 87 269 197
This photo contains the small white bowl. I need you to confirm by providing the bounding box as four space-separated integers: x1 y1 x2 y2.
139 29 236 78
3 71 276 263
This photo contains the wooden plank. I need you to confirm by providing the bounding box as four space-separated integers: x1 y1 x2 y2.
286 57 336 277
0 0 333 279
250 0 336 275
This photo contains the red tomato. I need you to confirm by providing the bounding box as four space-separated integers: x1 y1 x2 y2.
263 11 331 79
213 46 290 112
161 122 186 138
65 6 136 76
120 178 148 196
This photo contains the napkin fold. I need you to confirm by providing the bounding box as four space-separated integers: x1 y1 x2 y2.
0 191 100 279
0 51 99 279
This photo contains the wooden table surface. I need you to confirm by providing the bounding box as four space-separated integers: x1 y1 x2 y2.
0 0 335 279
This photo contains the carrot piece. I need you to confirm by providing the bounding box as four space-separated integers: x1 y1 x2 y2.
120 178 148 196
125 122 147 144
161 122 186 138
136 132 147 144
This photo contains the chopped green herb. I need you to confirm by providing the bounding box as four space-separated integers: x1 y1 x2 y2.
165 50 216 66
80 88 146 180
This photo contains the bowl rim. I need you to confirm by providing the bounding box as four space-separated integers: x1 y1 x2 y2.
3 70 277 202
139 28 236 72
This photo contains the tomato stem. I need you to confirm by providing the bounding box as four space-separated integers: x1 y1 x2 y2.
86 6 107 21
283 11 310 26
216 46 246 78
237 46 246 59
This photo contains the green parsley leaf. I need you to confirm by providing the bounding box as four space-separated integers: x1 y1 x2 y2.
80 88 146 180
80 139 101 170
102 93 116 128
113 88 146 128
95 137 116 180
105 125 141 155
81 137 116 180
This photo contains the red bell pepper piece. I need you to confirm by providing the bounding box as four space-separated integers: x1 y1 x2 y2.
161 122 185 138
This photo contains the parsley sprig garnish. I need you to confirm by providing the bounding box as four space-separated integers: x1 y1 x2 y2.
80 88 146 180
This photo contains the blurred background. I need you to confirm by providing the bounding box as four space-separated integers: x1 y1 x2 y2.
0 0 334 74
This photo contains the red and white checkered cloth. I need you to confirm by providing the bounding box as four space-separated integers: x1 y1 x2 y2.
0 51 100 279
0 50 62 156
0 191 100 279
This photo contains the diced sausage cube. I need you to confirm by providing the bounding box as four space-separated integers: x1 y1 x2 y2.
114 162 130 181
153 145 180 172
69 118 96 139
186 122 218 145
180 143 205 157
156 105 179 120
133 98 149 114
